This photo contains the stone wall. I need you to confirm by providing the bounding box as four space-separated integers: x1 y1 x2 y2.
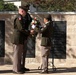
0 12 76 67
0 13 16 64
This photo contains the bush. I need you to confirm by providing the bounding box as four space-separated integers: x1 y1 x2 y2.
4 3 18 11
22 0 76 12
0 0 18 11
0 0 4 11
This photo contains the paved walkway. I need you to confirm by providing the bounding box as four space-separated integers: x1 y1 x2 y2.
0 64 76 75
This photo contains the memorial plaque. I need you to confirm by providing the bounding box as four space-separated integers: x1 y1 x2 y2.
50 21 66 59
26 21 66 59
0 20 5 57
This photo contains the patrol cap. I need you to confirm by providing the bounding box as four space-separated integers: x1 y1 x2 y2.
44 14 52 21
25 4 30 10
19 6 28 12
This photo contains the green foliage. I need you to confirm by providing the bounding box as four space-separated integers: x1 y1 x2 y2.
0 0 4 11
0 0 18 11
23 0 76 12
4 3 18 11
37 0 76 11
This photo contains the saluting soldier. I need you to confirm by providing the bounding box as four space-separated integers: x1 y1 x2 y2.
12 6 32 74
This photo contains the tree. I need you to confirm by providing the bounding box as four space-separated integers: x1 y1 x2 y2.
4 3 18 11
0 0 18 11
0 0 4 11
22 0 76 12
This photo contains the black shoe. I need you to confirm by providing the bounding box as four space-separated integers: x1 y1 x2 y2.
22 67 30 71
13 71 25 74
40 70 48 74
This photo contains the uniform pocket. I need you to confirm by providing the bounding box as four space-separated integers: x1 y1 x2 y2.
12 30 20 44
41 37 49 46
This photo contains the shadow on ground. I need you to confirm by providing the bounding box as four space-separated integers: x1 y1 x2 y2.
0 67 76 74
51 67 76 73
